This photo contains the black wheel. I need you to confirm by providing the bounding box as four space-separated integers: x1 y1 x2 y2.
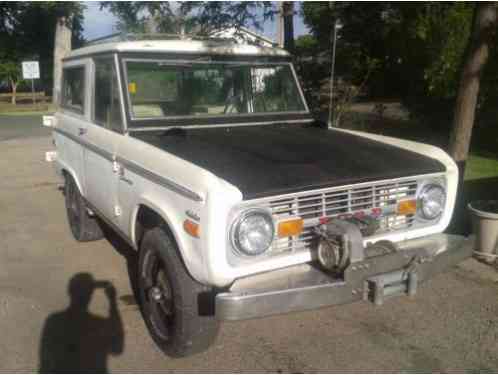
138 226 219 357
64 173 103 242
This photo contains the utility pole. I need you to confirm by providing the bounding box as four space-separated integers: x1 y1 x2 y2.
328 18 339 128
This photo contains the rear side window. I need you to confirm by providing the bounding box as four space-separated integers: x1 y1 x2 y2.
62 66 85 114
94 58 123 132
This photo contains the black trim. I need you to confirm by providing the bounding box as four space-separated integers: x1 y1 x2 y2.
53 127 114 161
128 113 314 129
53 127 203 202
116 156 203 202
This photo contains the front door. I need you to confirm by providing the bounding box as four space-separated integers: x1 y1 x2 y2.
57 60 92 194
84 56 124 224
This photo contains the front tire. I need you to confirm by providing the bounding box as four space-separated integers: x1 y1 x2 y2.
138 226 219 357
64 173 103 242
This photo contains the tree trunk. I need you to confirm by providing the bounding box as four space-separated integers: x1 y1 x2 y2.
448 3 497 176
282 2 294 53
10 78 17 105
447 3 496 235
53 16 72 107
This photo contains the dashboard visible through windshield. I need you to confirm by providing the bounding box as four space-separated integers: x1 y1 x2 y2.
124 60 307 121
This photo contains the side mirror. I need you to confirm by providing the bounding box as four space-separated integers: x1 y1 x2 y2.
42 115 56 128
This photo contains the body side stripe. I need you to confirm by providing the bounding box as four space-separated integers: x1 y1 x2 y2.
52 127 203 202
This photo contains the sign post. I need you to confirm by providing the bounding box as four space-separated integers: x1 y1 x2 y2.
22 61 40 106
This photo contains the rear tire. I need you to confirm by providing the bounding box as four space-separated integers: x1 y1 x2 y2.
138 225 219 357
64 173 103 242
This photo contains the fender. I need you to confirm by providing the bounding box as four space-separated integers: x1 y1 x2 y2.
130 195 209 284
56 158 85 197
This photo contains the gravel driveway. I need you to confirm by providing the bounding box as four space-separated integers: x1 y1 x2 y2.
1 131 498 372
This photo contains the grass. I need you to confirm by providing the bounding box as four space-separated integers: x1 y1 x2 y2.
0 102 55 116
465 154 498 181
0 110 54 116
339 103 498 183
0 93 53 116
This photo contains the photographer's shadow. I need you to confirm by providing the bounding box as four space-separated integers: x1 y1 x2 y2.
39 273 124 373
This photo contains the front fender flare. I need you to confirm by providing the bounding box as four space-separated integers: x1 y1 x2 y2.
130 196 208 285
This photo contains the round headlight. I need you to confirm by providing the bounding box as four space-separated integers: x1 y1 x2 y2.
418 183 446 220
231 209 274 256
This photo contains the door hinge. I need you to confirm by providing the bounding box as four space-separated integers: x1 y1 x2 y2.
114 205 122 217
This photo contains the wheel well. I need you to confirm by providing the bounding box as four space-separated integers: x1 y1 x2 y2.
134 204 172 249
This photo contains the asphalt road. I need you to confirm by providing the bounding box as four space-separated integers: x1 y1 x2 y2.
1 121 498 372
0 114 50 141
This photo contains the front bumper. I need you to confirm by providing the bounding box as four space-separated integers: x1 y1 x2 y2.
216 234 472 321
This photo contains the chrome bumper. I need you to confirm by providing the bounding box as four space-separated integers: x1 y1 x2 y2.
216 234 473 321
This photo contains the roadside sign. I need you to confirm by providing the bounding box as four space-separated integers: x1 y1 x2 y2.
22 61 40 106
22 61 40 80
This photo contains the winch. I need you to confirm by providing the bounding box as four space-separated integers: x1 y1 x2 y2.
314 219 365 274
314 218 422 305
314 218 399 272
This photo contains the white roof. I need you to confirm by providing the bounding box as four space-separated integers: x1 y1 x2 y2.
67 39 289 59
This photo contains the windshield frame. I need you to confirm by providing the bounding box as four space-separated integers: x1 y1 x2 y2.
119 54 311 130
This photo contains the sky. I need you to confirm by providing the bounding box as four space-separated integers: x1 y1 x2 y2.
82 1 310 42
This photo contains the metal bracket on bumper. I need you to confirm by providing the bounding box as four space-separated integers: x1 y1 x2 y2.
215 234 473 321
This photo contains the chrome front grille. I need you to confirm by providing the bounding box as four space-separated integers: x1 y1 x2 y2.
266 179 419 254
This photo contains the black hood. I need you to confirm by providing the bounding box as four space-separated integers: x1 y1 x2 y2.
133 124 445 199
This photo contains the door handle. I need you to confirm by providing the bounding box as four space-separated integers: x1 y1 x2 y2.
78 127 87 136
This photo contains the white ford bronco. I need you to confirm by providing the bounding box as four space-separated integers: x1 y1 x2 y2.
44 36 472 357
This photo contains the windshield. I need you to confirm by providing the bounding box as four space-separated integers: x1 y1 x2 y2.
125 61 306 119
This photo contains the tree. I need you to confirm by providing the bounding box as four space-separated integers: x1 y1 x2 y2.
100 2 178 34
281 2 295 52
102 1 275 38
180 1 275 36
300 3 477 104
448 3 497 175
49 3 84 106
0 2 84 98
0 62 22 105
52 15 72 106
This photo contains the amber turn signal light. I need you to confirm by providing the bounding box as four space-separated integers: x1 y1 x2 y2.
184 219 200 238
277 218 304 238
397 199 417 215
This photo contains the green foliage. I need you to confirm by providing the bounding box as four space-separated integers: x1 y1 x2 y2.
417 4 473 99
100 2 178 33
0 2 85 92
300 2 480 108
181 1 276 35
0 61 22 84
101 1 276 36
295 35 319 56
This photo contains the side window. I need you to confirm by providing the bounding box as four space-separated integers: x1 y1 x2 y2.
62 66 85 114
94 58 123 132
